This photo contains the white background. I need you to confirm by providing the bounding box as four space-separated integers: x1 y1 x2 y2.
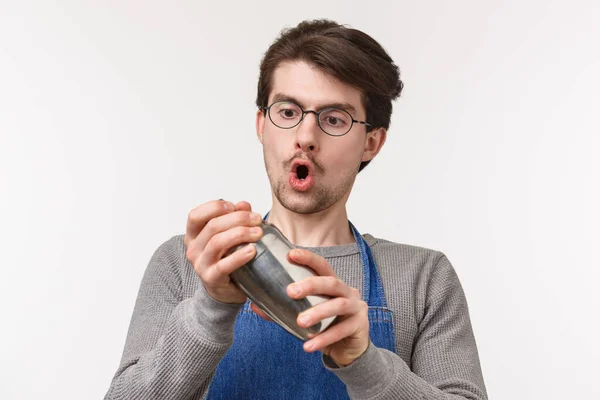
1 1 599 399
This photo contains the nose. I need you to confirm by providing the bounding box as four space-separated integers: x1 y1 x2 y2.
294 112 320 153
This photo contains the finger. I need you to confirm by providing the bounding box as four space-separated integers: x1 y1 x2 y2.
202 225 263 266
201 243 257 284
194 210 263 250
287 249 335 277
234 201 252 212
287 275 355 300
303 313 365 353
186 200 235 245
296 297 362 328
250 302 273 322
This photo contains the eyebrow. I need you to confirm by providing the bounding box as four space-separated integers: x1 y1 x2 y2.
271 93 358 116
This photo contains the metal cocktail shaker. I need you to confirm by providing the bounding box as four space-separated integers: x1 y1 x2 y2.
229 221 337 341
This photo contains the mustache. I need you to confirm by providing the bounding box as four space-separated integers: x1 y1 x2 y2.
283 153 325 175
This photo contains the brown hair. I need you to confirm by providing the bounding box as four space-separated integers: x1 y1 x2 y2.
256 19 403 172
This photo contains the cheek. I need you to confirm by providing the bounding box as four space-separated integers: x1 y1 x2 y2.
325 138 364 168
262 129 290 160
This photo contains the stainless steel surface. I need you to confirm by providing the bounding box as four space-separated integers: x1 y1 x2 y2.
230 222 337 341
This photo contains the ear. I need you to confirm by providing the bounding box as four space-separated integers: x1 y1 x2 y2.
256 108 265 144
361 127 387 162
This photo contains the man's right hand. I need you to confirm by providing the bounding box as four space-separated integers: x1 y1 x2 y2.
184 200 263 304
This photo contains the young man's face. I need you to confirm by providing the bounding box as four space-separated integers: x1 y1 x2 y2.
256 60 384 215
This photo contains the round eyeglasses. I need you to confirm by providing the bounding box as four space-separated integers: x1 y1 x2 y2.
261 101 371 137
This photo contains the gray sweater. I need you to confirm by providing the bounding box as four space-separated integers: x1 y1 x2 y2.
105 234 487 399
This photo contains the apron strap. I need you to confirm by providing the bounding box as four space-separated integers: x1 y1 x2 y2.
349 221 387 308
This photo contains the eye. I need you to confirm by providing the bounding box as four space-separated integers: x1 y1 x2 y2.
326 116 342 126
272 102 301 120
280 109 298 119
320 109 350 127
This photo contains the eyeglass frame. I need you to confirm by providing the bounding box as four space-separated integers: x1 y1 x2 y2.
259 100 372 137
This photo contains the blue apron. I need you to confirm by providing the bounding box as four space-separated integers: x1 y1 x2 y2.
207 221 396 399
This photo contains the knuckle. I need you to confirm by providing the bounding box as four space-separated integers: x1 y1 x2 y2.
212 260 224 277
202 272 215 285
192 258 207 279
339 297 352 311
204 264 221 284
204 233 215 248
188 205 207 222
304 276 319 289
196 265 208 281
185 246 194 262
187 208 197 222
297 282 309 294
331 277 344 288
322 276 334 285
204 235 221 256
205 217 218 232
360 300 368 313
233 226 248 241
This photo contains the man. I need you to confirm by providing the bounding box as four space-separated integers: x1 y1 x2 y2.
106 19 487 399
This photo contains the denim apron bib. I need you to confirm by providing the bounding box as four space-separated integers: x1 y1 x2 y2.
207 221 396 399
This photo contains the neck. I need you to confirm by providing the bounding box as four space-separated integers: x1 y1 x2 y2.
266 199 355 247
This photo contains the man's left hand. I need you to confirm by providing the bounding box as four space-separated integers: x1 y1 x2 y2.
285 248 370 367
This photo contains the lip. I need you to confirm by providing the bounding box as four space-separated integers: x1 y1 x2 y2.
288 159 315 192
290 159 315 176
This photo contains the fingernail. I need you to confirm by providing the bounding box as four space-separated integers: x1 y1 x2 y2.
251 227 262 235
289 284 301 296
244 244 254 254
298 313 311 326
304 341 315 352
224 202 234 211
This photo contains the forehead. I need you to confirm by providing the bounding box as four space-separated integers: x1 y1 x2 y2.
269 61 365 116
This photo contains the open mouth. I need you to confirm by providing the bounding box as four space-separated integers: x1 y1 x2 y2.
289 161 314 191
296 165 309 180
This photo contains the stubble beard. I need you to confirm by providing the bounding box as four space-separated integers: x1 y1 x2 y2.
265 154 359 215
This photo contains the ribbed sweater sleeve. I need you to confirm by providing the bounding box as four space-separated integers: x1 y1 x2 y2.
322 254 487 399
104 237 243 400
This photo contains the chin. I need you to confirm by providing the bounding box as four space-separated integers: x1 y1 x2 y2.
266 162 357 215
274 183 339 215
281 199 327 215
